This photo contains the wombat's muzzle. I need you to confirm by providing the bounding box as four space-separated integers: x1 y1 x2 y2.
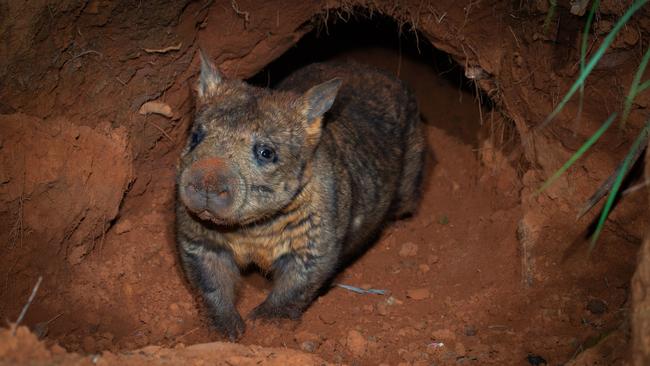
180 157 243 221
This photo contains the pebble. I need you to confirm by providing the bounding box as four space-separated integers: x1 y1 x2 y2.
399 242 419 257
418 264 430 273
346 330 367 357
406 288 430 300
376 302 389 316
300 341 317 353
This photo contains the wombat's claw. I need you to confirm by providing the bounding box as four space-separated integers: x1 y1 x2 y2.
212 312 245 341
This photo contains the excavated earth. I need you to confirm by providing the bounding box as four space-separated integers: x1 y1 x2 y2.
1 1 650 365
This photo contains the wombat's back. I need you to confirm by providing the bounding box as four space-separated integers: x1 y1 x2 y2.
277 62 425 255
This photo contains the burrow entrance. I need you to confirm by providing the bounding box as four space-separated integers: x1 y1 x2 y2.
0 2 647 365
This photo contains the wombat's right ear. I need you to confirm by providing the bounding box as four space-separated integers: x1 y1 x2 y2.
299 78 342 136
197 49 223 100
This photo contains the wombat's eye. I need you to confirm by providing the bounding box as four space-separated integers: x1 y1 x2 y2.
253 143 277 164
189 126 205 151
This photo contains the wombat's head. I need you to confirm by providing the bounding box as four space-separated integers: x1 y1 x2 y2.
178 51 341 226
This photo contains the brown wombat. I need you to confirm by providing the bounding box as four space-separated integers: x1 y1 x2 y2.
176 50 426 340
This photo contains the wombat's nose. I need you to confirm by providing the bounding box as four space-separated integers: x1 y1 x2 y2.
202 173 233 210
183 158 237 215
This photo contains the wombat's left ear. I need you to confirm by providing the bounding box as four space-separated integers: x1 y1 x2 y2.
197 49 223 100
299 78 342 132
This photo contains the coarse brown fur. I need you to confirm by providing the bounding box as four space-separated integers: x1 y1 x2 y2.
175 50 426 340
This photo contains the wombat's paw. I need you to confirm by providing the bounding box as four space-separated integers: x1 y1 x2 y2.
248 301 303 321
211 311 245 341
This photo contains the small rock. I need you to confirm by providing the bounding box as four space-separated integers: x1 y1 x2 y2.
428 255 440 264
406 288 430 300
399 242 419 257
363 304 374 313
418 264 430 273
169 303 180 313
385 296 399 305
376 302 390 316
587 299 607 315
346 330 367 357
300 341 317 353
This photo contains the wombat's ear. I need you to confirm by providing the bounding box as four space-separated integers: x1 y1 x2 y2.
197 49 223 100
299 78 342 131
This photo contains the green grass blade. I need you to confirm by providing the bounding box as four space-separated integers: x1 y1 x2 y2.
544 0 558 35
581 0 600 70
638 79 650 92
576 0 600 128
542 0 648 127
621 47 650 127
589 121 650 250
537 113 617 194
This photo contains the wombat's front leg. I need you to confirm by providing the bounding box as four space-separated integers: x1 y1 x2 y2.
249 250 336 320
178 238 244 340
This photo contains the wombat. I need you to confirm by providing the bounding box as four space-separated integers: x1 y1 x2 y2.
176 50 426 340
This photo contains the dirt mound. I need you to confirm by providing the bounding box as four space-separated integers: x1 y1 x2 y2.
0 326 327 366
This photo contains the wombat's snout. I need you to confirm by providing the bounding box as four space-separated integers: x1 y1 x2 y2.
181 157 239 219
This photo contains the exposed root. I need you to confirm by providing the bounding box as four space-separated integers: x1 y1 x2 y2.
230 0 250 29
143 42 183 54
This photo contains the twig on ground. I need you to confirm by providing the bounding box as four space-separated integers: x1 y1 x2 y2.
12 276 43 336
576 134 648 219
622 179 649 196
336 283 386 295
